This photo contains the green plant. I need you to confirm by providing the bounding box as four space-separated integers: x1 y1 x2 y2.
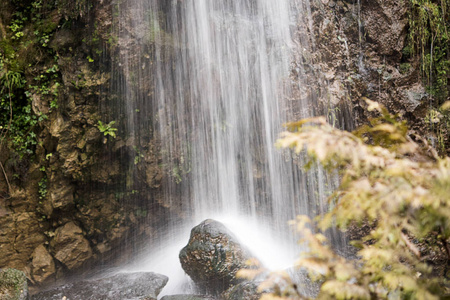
38 174 47 200
97 120 118 140
0 268 27 300
399 62 411 74
133 146 144 165
407 0 450 103
0 0 62 159
425 101 450 153
244 99 449 299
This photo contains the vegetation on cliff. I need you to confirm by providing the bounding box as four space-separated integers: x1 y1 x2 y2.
408 0 449 103
407 0 450 154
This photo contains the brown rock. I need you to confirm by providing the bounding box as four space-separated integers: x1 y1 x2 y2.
51 222 93 270
31 244 56 283
49 176 74 210
0 213 46 270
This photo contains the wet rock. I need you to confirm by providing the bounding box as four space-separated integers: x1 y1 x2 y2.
0 268 29 300
179 219 252 294
221 280 261 300
161 295 216 300
221 269 319 300
404 84 427 113
50 222 93 270
31 245 55 284
33 272 168 300
361 0 409 57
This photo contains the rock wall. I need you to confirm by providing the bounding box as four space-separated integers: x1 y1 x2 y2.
294 0 444 148
0 0 175 289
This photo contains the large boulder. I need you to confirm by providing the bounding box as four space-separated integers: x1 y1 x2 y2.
50 222 93 270
32 272 168 300
0 268 29 300
179 220 252 294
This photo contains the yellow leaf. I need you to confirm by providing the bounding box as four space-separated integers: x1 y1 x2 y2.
245 257 262 267
296 257 330 275
236 268 263 280
363 97 382 112
441 101 450 111
371 124 397 133
321 280 370 299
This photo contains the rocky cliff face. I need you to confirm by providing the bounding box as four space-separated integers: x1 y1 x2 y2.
295 0 447 153
0 0 174 288
0 0 445 291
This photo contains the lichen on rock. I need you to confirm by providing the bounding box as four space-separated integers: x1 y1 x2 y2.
179 219 253 294
0 268 29 300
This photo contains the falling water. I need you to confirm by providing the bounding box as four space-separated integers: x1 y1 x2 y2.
113 0 342 296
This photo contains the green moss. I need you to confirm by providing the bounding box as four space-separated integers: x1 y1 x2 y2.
408 0 450 103
0 268 28 300
400 62 412 74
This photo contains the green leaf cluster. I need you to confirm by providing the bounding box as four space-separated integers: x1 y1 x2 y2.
97 120 118 140
272 99 450 299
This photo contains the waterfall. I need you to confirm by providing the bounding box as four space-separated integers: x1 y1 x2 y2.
112 0 342 296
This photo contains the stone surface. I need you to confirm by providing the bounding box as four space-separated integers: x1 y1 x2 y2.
221 281 261 300
0 212 47 271
32 272 168 300
161 295 215 300
0 268 29 300
50 222 93 270
31 245 55 284
49 177 74 211
179 220 252 294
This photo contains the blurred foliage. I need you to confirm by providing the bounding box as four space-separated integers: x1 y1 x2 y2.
241 99 450 299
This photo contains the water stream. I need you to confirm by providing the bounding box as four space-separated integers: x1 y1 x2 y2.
113 0 341 296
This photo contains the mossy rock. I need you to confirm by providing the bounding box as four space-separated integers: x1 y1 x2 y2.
0 268 29 300
179 220 253 295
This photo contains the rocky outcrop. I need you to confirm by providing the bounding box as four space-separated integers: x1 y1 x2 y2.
0 212 46 272
32 272 168 300
0 0 172 288
0 268 29 300
50 222 93 270
179 220 252 294
300 0 433 135
30 245 55 284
